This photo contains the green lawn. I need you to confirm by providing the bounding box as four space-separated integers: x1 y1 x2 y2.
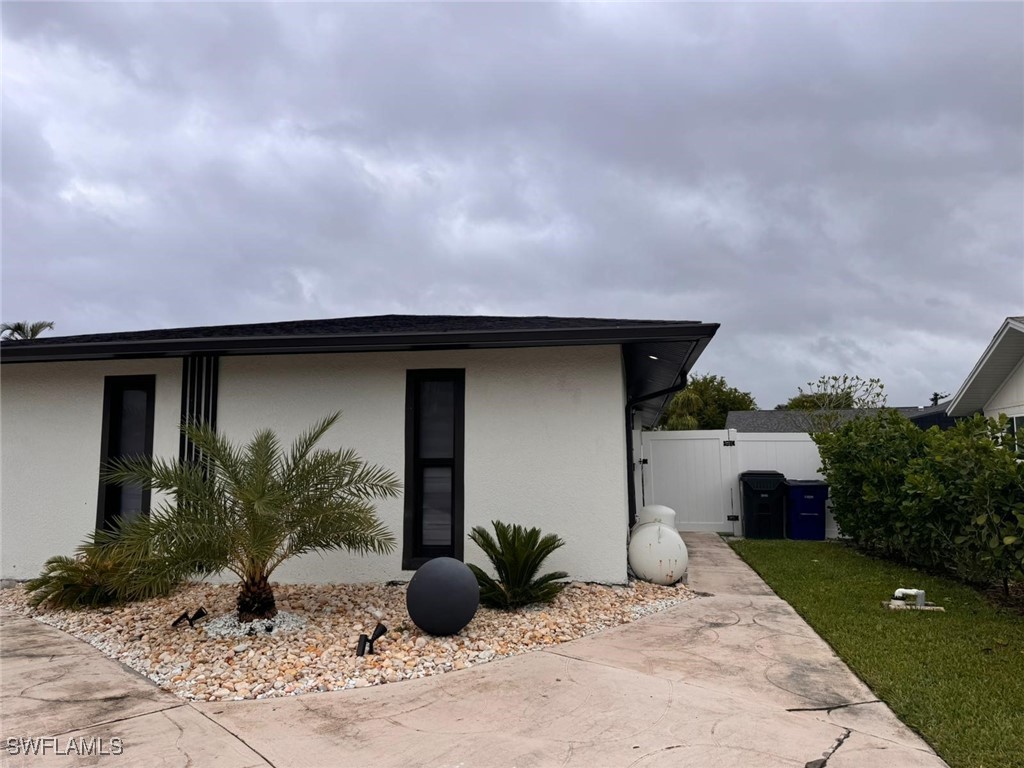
730 539 1024 768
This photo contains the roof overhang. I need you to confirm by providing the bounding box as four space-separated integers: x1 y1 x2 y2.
1 316 718 428
623 331 717 429
0 322 719 365
947 317 1024 417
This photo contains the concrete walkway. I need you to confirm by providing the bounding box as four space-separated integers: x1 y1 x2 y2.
1 534 947 767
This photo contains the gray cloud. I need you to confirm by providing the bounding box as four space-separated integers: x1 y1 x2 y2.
2 2 1021 408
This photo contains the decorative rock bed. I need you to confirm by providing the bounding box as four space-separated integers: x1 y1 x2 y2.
0 580 694 702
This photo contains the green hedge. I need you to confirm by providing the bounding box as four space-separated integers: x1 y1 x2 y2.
814 412 1024 587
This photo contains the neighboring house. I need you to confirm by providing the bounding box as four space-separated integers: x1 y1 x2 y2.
724 405 955 433
0 315 717 585
947 316 1024 435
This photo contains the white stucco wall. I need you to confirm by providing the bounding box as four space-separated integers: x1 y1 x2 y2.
216 346 629 584
1 360 181 580
1 345 630 584
984 356 1024 418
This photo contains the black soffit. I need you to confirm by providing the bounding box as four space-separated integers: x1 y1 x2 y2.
624 337 714 429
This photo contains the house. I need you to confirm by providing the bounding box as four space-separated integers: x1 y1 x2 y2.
724 405 956 433
947 316 1024 433
0 315 718 585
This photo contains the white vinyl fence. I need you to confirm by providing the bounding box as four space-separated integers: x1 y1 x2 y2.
637 429 838 537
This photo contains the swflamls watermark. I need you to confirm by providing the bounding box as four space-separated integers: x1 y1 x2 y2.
5 736 124 756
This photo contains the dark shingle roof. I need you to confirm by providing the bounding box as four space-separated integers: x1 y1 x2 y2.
2 314 688 347
725 407 930 433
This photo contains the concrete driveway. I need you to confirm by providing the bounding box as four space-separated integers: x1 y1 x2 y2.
1 534 947 767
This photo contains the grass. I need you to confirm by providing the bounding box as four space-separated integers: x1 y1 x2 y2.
730 539 1024 768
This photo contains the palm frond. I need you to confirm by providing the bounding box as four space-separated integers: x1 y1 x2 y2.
1 321 54 340
25 526 181 609
281 412 342 481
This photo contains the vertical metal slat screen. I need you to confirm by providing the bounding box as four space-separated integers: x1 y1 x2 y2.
179 354 220 462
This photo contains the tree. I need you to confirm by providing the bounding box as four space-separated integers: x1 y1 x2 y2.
777 374 886 433
1 321 54 340
660 373 757 431
101 412 401 621
777 390 855 411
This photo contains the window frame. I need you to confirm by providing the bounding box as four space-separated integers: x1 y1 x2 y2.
403 369 465 570
96 375 156 531
1010 414 1024 454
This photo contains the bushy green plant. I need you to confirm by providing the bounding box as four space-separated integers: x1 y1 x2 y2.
815 410 1024 592
467 521 568 609
24 527 174 609
814 409 926 556
906 415 1024 587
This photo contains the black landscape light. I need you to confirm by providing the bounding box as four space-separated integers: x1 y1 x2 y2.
171 607 208 629
356 622 388 656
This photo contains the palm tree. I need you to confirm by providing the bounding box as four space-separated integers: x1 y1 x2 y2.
1 321 55 340
102 412 401 621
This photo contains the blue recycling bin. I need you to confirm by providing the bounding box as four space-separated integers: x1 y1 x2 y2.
786 480 829 540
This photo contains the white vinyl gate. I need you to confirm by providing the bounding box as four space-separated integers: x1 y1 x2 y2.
639 429 833 536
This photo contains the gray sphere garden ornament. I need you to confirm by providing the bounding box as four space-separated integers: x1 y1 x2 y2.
406 557 480 636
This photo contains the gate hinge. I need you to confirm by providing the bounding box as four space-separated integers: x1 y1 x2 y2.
723 440 736 446
638 458 649 465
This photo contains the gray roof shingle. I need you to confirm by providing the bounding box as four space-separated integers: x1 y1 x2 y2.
725 407 933 433
1 314 693 347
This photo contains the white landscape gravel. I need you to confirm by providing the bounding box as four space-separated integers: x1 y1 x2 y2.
0 579 695 702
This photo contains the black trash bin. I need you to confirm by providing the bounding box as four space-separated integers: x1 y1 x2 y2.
739 471 787 539
785 480 829 541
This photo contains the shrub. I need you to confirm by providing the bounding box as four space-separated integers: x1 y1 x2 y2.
906 415 1024 587
24 527 174 609
815 410 1024 591
814 410 927 557
467 521 568 610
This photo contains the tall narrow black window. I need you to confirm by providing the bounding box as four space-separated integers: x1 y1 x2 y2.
404 370 465 569
97 376 156 531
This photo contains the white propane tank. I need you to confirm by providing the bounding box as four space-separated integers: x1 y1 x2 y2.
636 504 677 528
628 521 688 586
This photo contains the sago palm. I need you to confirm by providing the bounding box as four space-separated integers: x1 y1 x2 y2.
1 321 55 340
468 521 568 610
103 412 401 621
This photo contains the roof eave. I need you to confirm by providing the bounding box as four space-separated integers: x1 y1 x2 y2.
947 318 1022 416
1 323 721 364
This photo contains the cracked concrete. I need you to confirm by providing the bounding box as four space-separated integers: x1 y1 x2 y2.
804 727 851 768
1 534 948 767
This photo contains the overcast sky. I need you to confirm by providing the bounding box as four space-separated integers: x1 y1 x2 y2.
2 2 1022 408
